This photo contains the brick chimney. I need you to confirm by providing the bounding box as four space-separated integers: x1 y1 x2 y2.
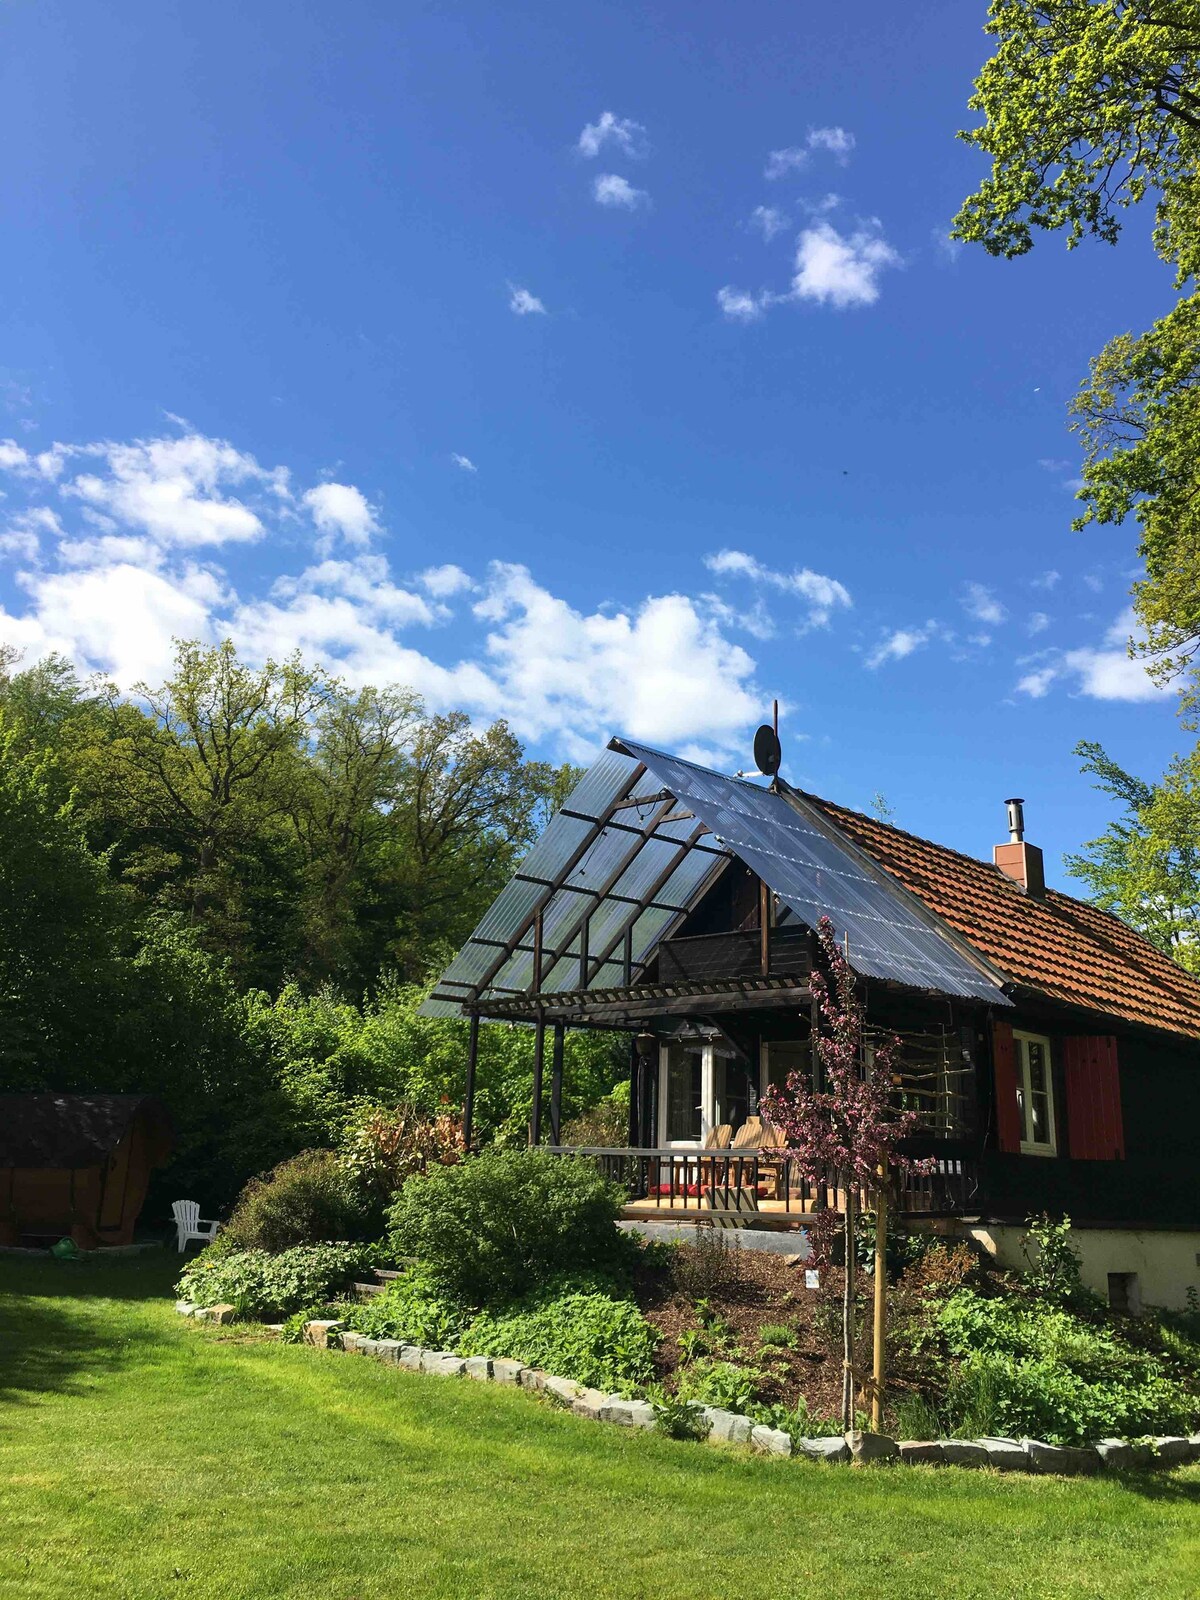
993 797 1045 897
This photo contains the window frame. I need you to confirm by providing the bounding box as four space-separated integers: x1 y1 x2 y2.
1013 1029 1057 1156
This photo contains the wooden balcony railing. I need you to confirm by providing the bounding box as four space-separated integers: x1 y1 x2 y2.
544 1145 977 1220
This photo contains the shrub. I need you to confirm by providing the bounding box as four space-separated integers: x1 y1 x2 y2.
339 1102 464 1213
650 1392 710 1440
667 1225 742 1299
386 1148 631 1307
222 1150 370 1252
342 1268 471 1351
758 1323 796 1349
1021 1213 1090 1307
459 1288 659 1392
176 1242 374 1320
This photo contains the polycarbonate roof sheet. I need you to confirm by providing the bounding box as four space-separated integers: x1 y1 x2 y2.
421 746 726 1016
614 739 1011 1006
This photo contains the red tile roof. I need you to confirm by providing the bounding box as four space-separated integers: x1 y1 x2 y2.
801 792 1200 1041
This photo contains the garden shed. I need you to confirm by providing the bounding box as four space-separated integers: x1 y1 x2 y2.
0 1094 172 1248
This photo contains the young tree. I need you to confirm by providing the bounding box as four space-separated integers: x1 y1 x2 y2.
761 917 931 1429
1066 738 1200 970
954 1 1200 704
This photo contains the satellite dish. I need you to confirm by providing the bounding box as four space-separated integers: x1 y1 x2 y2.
753 723 781 778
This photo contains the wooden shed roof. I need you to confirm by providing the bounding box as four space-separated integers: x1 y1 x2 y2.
0 1095 172 1169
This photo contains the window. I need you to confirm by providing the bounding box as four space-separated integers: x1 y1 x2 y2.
1014 1030 1056 1154
663 1047 703 1141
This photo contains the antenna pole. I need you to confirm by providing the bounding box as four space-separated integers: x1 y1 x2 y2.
772 698 778 738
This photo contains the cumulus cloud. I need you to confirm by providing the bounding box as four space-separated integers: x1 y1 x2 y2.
790 220 899 308
577 111 647 160
508 285 546 316
0 425 771 764
593 173 649 209
765 127 855 179
703 548 851 630
750 205 788 241
302 482 379 550
450 453 477 473
764 147 808 180
1014 609 1170 702
1028 611 1050 636
717 286 773 322
1031 569 1061 591
961 581 1006 626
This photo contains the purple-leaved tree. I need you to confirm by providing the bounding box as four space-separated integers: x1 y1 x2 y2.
761 915 933 1428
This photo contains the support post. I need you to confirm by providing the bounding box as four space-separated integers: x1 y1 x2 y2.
549 1023 565 1145
627 1037 640 1147
759 878 772 977
841 1180 856 1432
530 1013 546 1146
463 1013 479 1151
871 1167 888 1431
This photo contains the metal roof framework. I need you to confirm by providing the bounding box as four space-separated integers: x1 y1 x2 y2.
422 738 1013 1020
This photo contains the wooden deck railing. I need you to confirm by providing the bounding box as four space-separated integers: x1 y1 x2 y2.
544 1145 977 1219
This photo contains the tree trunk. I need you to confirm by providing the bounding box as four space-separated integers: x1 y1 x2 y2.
871 1172 887 1431
841 1181 856 1431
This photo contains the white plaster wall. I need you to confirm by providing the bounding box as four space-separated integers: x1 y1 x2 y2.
967 1224 1200 1311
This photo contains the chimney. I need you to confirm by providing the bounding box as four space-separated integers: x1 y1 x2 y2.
993 797 1045 897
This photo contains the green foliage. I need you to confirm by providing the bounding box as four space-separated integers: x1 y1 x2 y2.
279 1304 342 1344
176 1242 375 1320
343 1267 471 1351
935 1289 1198 1444
649 1392 710 1440
953 3 1200 709
386 1149 632 1307
1066 741 1200 969
674 1358 759 1414
459 1290 659 1392
1020 1213 1090 1306
222 1150 371 1252
757 1323 797 1350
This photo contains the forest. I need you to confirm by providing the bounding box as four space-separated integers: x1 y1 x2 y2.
0 639 625 1206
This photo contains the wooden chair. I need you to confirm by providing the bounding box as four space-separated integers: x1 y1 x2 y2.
172 1199 220 1254
730 1115 763 1151
757 1120 788 1200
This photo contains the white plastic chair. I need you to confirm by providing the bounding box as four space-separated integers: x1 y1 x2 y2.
172 1199 220 1253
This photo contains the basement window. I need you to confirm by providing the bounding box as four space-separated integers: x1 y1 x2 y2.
1014 1030 1056 1155
1108 1272 1141 1315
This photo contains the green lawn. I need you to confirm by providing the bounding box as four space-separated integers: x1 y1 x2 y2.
1 1255 1198 1600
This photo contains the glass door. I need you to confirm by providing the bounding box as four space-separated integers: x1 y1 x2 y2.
659 1044 705 1147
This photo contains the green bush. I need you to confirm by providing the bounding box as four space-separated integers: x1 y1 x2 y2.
674 1358 759 1414
221 1149 371 1252
458 1289 659 1392
342 1268 471 1351
386 1149 631 1307
176 1242 374 1320
935 1289 1198 1444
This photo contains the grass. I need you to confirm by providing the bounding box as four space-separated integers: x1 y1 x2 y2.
1 1256 1199 1600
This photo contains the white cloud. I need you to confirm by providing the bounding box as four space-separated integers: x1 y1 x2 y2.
1031 569 1061 590
593 173 649 209
508 285 546 316
961 581 1006 626
1013 609 1170 702
717 286 773 322
764 147 808 180
865 625 935 669
703 548 851 629
450 453 477 473
302 482 379 550
807 126 855 161
577 111 647 160
1028 611 1050 636
0 425 771 762
750 205 788 241
419 563 474 598
932 226 962 263
790 221 899 308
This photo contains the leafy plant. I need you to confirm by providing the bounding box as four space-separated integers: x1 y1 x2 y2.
342 1267 470 1351
338 1101 464 1212
757 1323 796 1350
221 1149 370 1252
386 1148 632 1307
458 1290 659 1393
676 1328 709 1364
279 1303 343 1344
1020 1213 1088 1307
649 1391 710 1441
177 1242 374 1320
668 1226 742 1298
675 1358 759 1415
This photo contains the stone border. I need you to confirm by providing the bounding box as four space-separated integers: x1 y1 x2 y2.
174 1302 1200 1475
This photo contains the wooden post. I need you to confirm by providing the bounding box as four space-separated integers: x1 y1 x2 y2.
463 1013 479 1151
627 1037 640 1146
549 1023 565 1145
529 1013 546 1146
871 1168 887 1431
759 878 772 977
841 1180 855 1431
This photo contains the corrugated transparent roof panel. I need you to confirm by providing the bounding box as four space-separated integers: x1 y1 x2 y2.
614 739 1010 1006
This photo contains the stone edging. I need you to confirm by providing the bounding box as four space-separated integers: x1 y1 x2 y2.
174 1302 1200 1476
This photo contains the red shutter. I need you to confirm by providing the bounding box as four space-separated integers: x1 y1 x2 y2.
991 1019 1022 1153
1062 1035 1125 1160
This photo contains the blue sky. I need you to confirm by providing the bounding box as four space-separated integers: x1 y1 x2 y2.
0 0 1185 885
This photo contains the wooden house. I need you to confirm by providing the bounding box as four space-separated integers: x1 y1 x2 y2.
0 1094 172 1249
425 737 1200 1310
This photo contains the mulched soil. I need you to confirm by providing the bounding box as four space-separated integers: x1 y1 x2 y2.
632 1242 862 1420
